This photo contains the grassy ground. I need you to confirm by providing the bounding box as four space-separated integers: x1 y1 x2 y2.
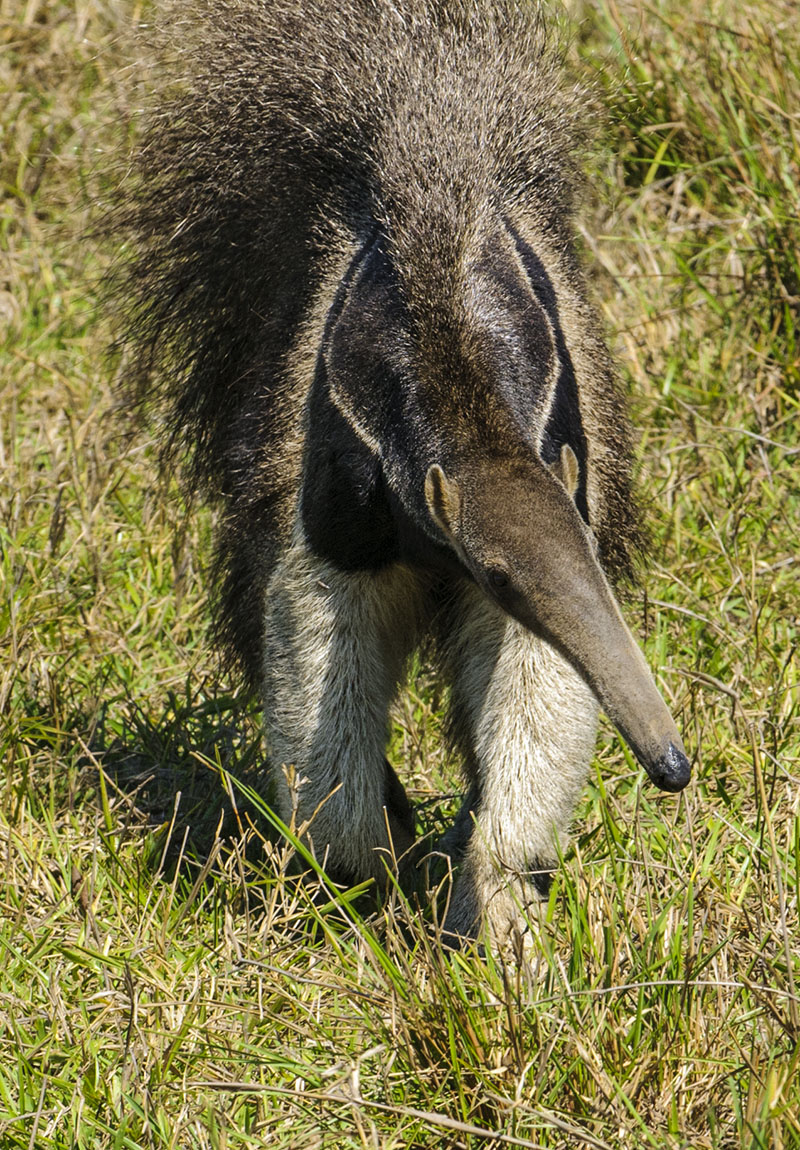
2 0 799 1145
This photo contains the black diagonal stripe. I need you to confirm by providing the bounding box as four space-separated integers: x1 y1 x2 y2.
503 219 589 523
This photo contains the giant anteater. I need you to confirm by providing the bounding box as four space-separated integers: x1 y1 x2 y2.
111 0 691 944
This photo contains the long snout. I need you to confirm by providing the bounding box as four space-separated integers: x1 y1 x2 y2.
519 544 691 792
584 613 692 792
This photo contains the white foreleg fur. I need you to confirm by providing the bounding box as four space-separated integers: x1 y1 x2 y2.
441 585 599 942
262 536 424 882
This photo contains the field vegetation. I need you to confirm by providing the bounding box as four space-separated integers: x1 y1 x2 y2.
1 0 799 1145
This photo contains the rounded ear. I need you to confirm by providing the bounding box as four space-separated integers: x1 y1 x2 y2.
424 464 462 538
551 443 580 500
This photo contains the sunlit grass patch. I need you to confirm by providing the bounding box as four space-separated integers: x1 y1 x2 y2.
1 0 799 1146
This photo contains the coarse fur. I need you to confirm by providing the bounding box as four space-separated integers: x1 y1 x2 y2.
109 0 691 946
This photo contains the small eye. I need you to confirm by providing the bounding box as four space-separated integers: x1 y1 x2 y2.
488 566 509 590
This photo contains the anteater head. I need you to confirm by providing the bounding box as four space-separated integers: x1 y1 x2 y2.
424 446 691 792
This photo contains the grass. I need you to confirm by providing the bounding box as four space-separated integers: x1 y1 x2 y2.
2 0 799 1145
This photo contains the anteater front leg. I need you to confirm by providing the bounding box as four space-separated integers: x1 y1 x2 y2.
438 582 599 947
262 538 423 888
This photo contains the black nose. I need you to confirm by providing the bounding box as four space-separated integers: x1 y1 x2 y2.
649 742 692 792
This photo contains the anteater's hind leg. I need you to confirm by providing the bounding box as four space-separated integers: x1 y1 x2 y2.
435 581 599 947
262 538 425 888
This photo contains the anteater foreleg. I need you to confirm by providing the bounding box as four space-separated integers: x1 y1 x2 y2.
262 539 424 887
437 582 599 944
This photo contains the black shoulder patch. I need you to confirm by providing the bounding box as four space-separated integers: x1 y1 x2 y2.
301 233 401 570
301 354 399 570
504 220 590 524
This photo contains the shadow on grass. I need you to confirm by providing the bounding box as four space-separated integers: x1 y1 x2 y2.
78 684 456 935
82 685 276 882
4 671 462 940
